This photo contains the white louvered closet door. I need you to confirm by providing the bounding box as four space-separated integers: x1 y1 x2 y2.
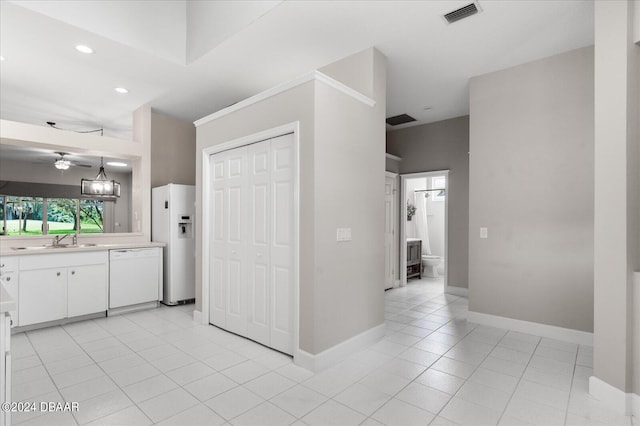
210 133 294 355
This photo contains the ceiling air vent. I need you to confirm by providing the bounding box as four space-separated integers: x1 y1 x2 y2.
443 2 480 24
386 114 416 126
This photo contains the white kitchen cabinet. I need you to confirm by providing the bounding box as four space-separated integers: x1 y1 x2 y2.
19 268 67 326
19 251 108 327
67 264 108 318
1 282 14 426
0 257 19 327
0 312 11 426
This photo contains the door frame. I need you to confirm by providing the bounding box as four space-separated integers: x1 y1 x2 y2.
384 172 399 289
201 121 300 359
400 170 449 291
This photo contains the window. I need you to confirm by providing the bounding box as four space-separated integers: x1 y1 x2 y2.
0 196 103 236
432 176 446 201
47 198 78 235
3 196 44 235
79 199 104 234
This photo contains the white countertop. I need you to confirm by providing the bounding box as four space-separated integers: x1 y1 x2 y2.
0 241 165 257
0 282 15 313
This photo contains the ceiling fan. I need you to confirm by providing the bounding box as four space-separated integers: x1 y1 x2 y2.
53 152 92 170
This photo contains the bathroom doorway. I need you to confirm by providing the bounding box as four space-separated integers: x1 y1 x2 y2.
400 171 449 291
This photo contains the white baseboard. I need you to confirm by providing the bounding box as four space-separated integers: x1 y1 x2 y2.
633 392 639 418
467 310 593 346
193 309 203 324
589 376 634 415
446 285 468 297
294 323 385 372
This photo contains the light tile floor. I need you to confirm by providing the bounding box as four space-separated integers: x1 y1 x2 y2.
9 276 637 426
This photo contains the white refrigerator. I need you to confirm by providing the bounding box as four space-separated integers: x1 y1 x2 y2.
152 184 195 305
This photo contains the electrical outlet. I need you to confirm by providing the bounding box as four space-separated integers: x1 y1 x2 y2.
336 227 352 242
480 227 488 239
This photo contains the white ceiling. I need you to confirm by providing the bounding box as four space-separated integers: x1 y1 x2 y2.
0 0 594 140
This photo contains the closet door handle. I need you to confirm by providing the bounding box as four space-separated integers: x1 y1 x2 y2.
56 272 61 277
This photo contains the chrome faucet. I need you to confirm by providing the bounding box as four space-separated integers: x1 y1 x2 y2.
52 234 77 246
52 234 69 246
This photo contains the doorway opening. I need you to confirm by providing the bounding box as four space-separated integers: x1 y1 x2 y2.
400 171 449 292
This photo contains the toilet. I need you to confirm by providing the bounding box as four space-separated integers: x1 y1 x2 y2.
422 255 440 277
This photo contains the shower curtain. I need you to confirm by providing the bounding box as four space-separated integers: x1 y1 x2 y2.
414 192 432 255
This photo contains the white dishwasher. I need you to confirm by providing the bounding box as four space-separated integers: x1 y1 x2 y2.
109 248 162 309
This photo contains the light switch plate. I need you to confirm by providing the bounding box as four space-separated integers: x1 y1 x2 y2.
336 227 352 242
480 227 488 239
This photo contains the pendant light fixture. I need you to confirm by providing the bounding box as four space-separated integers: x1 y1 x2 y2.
81 157 120 198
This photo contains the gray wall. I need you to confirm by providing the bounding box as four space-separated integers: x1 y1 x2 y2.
468 47 594 332
386 116 470 289
150 110 196 188
314 48 386 352
385 155 400 174
196 48 386 355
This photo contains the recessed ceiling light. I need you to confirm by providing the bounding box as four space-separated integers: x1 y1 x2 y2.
75 45 94 54
106 161 127 167
114 87 128 94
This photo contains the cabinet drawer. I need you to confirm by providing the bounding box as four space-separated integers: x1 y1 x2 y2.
0 256 19 272
20 251 107 270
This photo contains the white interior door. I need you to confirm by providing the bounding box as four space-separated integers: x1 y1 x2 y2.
210 147 248 335
210 154 228 327
268 134 294 354
247 141 271 346
209 133 294 355
225 148 248 335
384 173 398 290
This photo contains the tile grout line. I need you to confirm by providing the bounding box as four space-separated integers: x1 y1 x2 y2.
360 291 475 425
358 288 456 425
563 345 580 426
60 321 150 426
423 325 508 425
494 334 541 425
13 330 69 425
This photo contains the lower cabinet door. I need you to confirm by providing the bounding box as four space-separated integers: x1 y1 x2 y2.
67 264 107 317
19 269 67 326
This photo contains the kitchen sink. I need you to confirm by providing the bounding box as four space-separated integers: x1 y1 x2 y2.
12 243 99 251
